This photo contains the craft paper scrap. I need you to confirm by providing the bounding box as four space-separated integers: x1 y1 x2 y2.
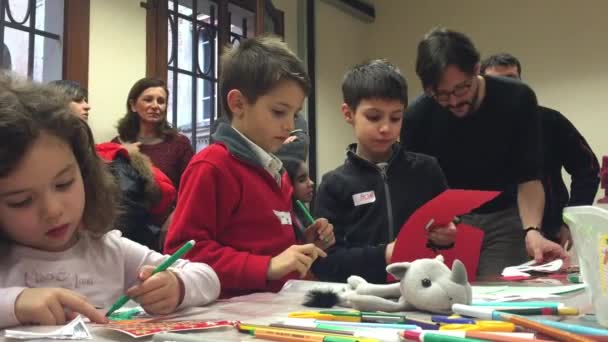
472 283 587 301
502 259 564 278
4 315 91 340
391 189 500 281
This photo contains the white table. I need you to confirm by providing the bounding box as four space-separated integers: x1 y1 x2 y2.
0 280 601 341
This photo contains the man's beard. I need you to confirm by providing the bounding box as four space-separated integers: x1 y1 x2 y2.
448 80 479 117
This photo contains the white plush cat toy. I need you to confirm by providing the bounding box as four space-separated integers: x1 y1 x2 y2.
306 255 472 314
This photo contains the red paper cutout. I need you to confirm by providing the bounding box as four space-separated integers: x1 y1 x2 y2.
390 189 500 282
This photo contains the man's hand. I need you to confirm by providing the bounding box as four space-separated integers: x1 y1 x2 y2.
557 224 573 250
525 230 569 264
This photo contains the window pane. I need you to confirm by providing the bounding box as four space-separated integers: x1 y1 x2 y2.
176 16 193 71
168 15 175 66
177 0 192 16
197 26 215 77
6 0 31 26
197 0 217 25
167 70 175 125
197 77 215 125
176 72 193 129
3 27 29 75
35 0 64 35
228 3 255 39
33 35 61 82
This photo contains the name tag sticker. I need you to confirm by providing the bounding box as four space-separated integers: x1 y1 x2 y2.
273 210 293 225
352 191 376 206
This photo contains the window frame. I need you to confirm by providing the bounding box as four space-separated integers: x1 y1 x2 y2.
63 0 90 87
144 0 283 151
0 0 90 86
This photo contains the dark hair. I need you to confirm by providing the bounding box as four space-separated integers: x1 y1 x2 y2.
220 35 311 120
342 59 408 110
0 72 118 237
282 157 306 185
416 27 480 90
116 78 176 142
49 80 88 102
480 53 522 77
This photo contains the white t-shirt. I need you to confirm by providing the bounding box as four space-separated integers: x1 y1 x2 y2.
0 230 220 328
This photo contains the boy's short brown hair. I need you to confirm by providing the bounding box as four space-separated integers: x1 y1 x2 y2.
220 35 310 120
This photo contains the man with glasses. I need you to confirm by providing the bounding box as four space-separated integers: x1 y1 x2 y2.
481 52 599 251
401 28 568 276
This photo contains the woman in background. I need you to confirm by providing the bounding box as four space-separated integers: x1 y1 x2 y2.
113 78 194 189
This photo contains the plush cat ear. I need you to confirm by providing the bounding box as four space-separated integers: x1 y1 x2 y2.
434 255 445 263
386 262 411 280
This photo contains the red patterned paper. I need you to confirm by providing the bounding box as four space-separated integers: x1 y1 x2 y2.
99 320 236 338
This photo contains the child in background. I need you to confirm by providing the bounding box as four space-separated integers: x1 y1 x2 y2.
282 157 316 240
312 60 455 283
164 36 334 298
0 73 219 328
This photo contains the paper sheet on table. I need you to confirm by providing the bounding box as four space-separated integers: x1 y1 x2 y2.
472 283 587 301
4 315 92 340
390 189 500 281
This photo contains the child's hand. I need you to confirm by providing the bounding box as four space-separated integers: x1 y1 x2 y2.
267 244 327 280
126 266 184 316
14 288 108 325
303 218 336 249
427 221 457 246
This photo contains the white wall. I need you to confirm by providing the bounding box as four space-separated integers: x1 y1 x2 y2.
369 0 608 198
271 0 299 56
88 0 146 142
315 1 372 178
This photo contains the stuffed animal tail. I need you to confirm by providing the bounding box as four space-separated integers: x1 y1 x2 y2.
302 289 340 308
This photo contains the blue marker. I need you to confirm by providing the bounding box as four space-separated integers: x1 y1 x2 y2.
431 315 475 324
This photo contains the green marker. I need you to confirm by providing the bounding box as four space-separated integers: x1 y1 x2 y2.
568 272 582 284
105 239 196 316
296 199 315 225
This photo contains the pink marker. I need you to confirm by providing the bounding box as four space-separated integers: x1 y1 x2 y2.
403 330 422 341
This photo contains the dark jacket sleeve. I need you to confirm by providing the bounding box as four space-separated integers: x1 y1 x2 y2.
109 156 161 250
311 174 388 284
554 113 600 206
401 107 427 153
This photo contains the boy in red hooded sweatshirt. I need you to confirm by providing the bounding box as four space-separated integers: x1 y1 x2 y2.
164 36 333 298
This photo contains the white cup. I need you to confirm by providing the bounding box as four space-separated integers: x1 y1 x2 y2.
563 205 608 327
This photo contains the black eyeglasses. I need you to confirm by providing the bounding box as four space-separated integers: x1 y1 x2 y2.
431 78 474 103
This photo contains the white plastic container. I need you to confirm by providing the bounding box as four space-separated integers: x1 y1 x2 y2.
563 205 608 327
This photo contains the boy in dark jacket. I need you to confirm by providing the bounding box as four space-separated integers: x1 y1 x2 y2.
313 60 455 283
